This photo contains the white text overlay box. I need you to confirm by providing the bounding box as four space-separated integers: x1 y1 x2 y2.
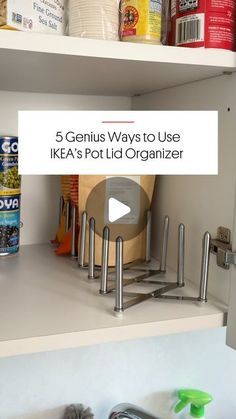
18 111 218 175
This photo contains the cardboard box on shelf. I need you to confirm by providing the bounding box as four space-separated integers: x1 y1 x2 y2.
0 0 66 35
79 175 156 267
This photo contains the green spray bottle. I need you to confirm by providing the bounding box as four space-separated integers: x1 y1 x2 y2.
174 389 213 418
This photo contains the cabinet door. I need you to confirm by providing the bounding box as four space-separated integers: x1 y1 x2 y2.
226 186 236 349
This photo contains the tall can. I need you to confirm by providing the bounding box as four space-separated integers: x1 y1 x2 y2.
169 0 236 51
0 136 21 196
0 194 21 256
0 136 21 256
120 0 163 44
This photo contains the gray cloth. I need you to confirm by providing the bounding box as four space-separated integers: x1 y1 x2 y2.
63 404 94 419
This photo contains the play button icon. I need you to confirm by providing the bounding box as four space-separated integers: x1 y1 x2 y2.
108 198 131 223
85 176 151 242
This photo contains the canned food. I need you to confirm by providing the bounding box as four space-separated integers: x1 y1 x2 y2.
120 0 163 44
0 136 21 196
0 194 20 256
169 0 236 51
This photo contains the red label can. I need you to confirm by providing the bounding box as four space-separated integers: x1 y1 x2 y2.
170 0 236 51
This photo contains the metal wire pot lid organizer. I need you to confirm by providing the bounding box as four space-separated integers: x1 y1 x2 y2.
61 198 211 315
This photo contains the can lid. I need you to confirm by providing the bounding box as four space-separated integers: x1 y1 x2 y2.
0 136 18 139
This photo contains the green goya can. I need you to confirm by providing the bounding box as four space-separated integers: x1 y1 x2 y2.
0 136 21 256
0 194 21 256
0 136 21 196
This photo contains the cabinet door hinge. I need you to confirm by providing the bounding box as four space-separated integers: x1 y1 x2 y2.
210 226 236 270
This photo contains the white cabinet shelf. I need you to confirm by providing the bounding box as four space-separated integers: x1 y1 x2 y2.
0 31 235 96
0 244 226 358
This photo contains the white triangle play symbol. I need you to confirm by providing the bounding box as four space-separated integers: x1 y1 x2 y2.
108 198 131 223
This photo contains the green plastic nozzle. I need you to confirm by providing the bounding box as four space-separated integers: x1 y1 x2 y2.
174 389 213 418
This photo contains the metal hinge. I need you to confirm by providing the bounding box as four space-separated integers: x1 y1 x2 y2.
210 226 236 270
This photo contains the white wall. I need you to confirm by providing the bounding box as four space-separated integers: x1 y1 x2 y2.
133 72 236 306
0 327 235 419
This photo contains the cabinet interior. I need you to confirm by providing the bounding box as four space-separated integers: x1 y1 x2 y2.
1 56 235 356
3 72 233 303
133 72 236 307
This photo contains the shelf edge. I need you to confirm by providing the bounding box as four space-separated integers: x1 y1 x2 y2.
0 31 235 68
0 311 226 358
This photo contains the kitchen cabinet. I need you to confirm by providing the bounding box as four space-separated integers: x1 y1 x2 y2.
0 30 235 358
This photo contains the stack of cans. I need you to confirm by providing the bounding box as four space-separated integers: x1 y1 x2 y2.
0 136 21 256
